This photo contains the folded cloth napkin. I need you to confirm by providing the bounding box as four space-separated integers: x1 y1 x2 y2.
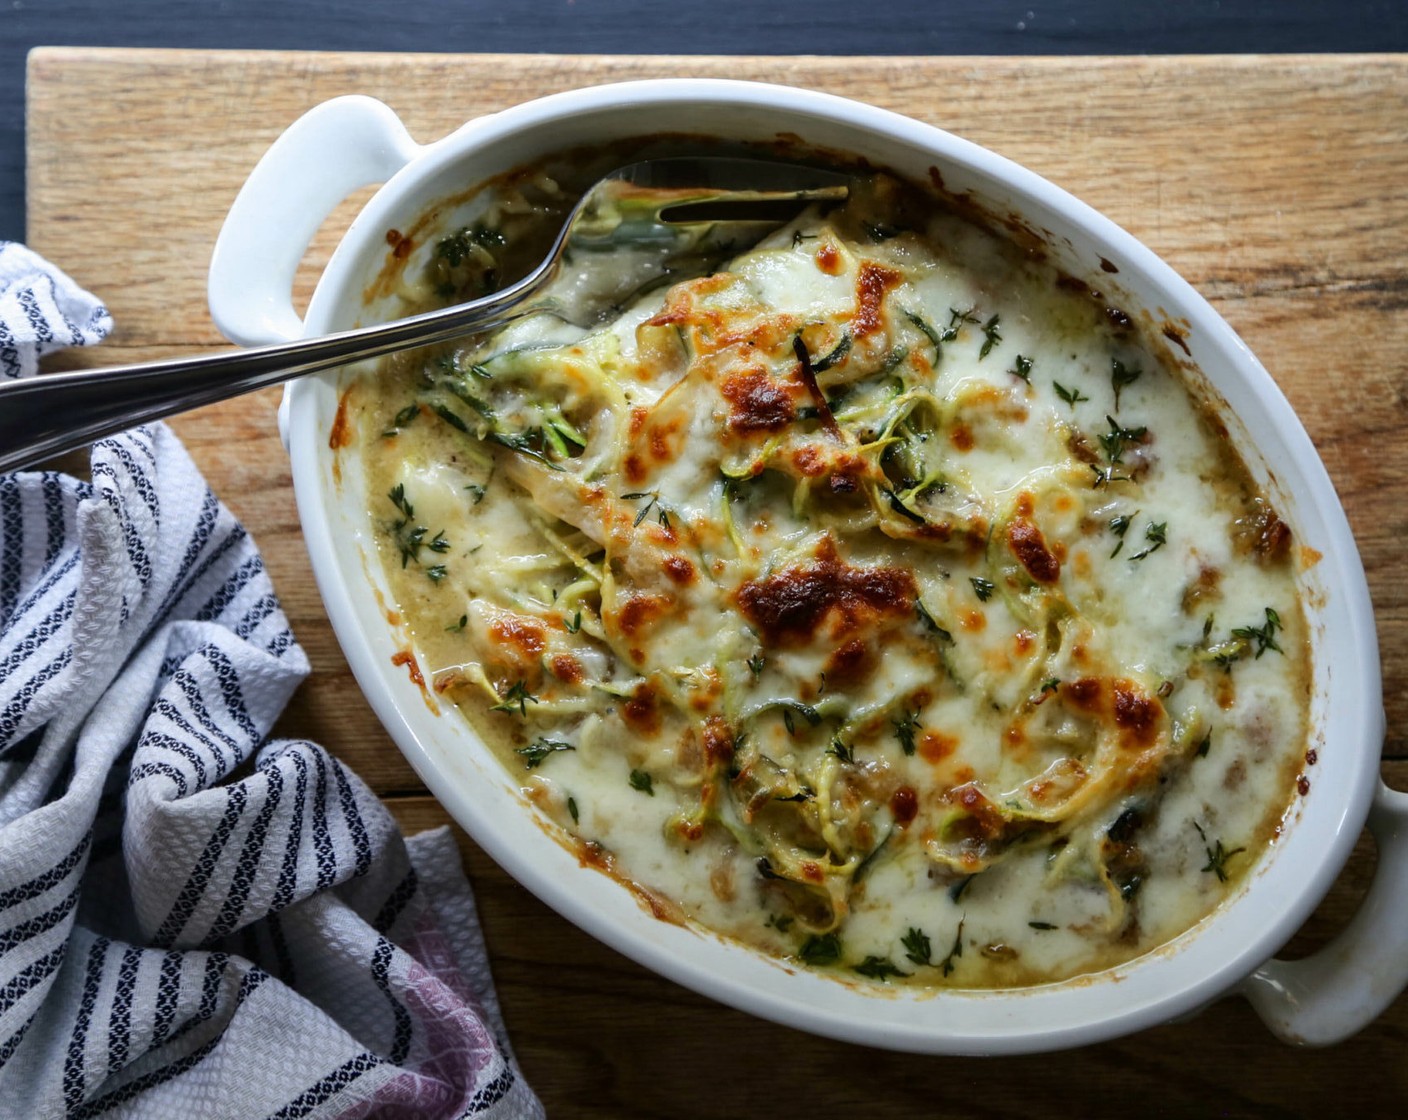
0 245 544 1119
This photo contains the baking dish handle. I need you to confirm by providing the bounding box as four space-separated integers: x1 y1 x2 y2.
208 95 420 347
1241 781 1408 1045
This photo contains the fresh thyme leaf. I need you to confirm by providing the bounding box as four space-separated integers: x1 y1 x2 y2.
1194 822 1245 882
949 307 980 328
490 680 539 716
565 611 582 634
901 927 932 967
567 796 579 823
1098 414 1148 464
383 402 421 436
1053 381 1089 410
747 653 765 679
948 874 976 902
628 768 655 796
425 564 448 583
1040 677 1061 694
446 614 468 633
1196 733 1212 758
1231 607 1284 658
1089 463 1130 488
427 531 451 554
391 522 428 569
979 314 1002 359
1131 520 1168 562
826 737 855 764
1009 354 1033 383
388 483 413 519
464 483 487 504
782 709 795 735
892 709 919 756
854 956 908 981
1111 357 1144 410
798 932 842 966
970 576 995 602
516 737 576 769
1108 512 1136 557
939 920 965 977
468 362 493 380
812 333 853 372
1028 921 1057 931
431 403 470 433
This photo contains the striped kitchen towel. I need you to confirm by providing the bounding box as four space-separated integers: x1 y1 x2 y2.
0 245 544 1118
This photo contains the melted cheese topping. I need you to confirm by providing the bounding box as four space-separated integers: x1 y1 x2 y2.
351 174 1310 987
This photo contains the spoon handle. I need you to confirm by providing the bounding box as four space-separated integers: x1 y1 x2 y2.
0 269 546 474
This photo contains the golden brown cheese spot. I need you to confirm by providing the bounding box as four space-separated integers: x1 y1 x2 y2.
489 616 546 659
550 653 584 685
950 423 975 452
702 716 736 768
664 556 696 586
1060 677 1166 752
1064 677 1103 712
720 368 796 433
824 638 876 687
611 593 674 639
1112 684 1160 750
622 681 662 736
735 536 917 647
815 242 842 274
1008 517 1061 583
960 609 986 633
853 262 902 338
890 785 919 826
920 731 958 763
623 452 647 485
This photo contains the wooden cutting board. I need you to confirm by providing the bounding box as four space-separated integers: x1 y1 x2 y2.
26 47 1408 1116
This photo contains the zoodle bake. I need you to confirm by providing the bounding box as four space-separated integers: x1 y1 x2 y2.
343 169 1311 987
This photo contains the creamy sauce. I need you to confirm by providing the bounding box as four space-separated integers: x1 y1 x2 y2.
347 172 1310 988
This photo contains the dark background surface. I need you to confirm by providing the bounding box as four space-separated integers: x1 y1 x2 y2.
3 0 1408 243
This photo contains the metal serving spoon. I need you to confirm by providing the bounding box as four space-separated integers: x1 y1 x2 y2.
0 158 849 473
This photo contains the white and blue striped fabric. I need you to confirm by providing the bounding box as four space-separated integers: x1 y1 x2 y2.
0 244 543 1118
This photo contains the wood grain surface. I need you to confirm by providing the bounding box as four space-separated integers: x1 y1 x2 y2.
26 47 1408 1117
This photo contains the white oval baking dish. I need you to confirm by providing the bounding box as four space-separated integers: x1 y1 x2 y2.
208 81 1407 1054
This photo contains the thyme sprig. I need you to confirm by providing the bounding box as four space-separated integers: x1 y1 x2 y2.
490 680 540 716
1232 607 1284 658
1111 357 1143 410
1054 381 1089 410
516 737 576 769
979 314 1002 359
901 927 932 967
